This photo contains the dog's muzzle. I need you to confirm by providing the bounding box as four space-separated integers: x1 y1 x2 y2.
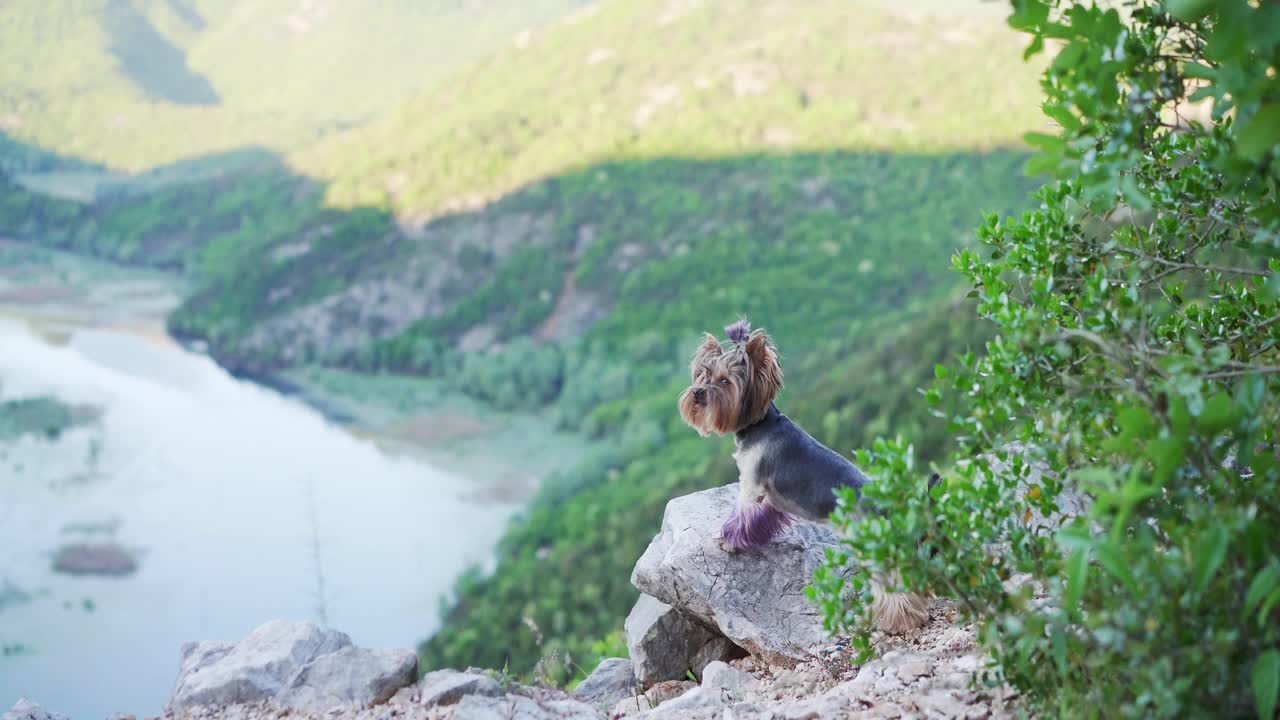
693 388 707 404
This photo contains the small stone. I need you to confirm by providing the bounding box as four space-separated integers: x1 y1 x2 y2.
852 705 902 719
873 673 904 695
610 694 653 717
897 660 934 682
642 687 727 720
417 669 501 707
572 657 635 707
771 669 803 690
701 661 759 693
644 679 696 707
936 672 972 690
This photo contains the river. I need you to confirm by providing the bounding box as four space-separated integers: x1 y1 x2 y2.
0 261 542 718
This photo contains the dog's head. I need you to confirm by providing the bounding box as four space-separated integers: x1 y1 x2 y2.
678 319 783 436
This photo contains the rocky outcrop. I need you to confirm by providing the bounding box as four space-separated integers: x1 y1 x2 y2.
609 609 1014 720
1 700 67 720
167 620 416 711
624 593 734 685
630 483 846 666
572 658 635 708
96 469 1024 720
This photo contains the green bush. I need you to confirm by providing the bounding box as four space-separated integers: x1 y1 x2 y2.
812 1 1280 717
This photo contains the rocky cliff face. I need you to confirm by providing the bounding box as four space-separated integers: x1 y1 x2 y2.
5 484 1014 719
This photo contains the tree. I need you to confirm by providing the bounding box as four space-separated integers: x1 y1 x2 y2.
813 1 1280 717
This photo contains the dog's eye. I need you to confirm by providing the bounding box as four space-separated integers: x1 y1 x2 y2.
718 378 729 385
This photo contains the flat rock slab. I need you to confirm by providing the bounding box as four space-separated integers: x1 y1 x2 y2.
631 484 847 664
168 620 416 711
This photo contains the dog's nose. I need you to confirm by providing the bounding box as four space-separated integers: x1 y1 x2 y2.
693 388 706 402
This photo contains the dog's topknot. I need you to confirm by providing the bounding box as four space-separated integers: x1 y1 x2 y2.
724 319 752 344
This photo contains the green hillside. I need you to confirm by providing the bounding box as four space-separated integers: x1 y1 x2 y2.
300 0 1046 215
0 0 588 170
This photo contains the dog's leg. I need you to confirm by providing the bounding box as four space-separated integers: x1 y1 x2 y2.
719 502 793 552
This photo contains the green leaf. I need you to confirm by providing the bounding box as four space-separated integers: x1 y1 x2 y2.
1260 273 1279 304
1151 435 1187 484
1181 61 1218 80
1167 0 1216 21
1023 32 1045 60
1119 175 1151 210
934 364 948 379
1246 562 1280 614
1236 104 1280 160
1262 589 1280 628
1117 406 1155 438
1191 525 1230 594
1065 548 1089 608
1196 392 1239 433
1095 542 1140 595
1024 132 1066 152
1024 152 1061 178
1009 0 1050 30
1044 104 1082 132
1253 650 1280 720
1051 623 1068 673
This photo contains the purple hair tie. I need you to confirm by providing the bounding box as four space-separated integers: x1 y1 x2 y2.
724 319 752 343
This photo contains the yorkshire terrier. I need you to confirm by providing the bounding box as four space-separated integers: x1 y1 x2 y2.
677 319 931 634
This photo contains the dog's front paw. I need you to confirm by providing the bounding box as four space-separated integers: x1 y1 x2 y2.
716 534 741 554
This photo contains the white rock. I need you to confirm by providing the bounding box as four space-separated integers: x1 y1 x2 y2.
625 593 718 686
416 669 502 707
631 484 848 665
641 687 727 720
896 660 933 682
2 699 69 720
166 620 417 711
700 661 759 693
572 657 635 707
276 646 417 708
611 694 655 717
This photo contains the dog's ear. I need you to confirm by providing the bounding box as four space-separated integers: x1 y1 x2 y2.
742 329 783 421
689 332 723 380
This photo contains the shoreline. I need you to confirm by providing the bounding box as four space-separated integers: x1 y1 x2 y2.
0 245 592 507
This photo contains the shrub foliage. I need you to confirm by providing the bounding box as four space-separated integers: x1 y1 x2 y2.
813 1 1280 718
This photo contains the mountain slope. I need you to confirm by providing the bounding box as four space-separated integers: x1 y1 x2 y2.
0 0 589 169
300 0 1046 215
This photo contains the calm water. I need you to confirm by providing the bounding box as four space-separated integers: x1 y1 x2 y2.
0 319 512 718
